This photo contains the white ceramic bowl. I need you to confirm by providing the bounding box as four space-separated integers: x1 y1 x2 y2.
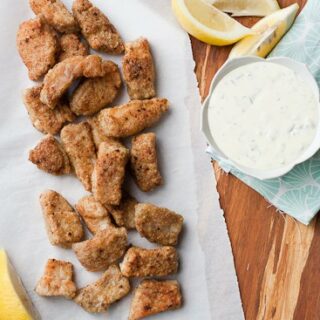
201 56 320 180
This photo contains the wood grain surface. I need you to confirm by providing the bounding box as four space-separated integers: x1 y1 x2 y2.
190 1 320 319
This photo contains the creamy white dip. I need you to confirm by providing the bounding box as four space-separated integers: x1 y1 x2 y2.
208 62 319 170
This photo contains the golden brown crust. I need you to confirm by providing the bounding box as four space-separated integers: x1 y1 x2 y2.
35 259 76 299
75 195 113 234
60 122 96 191
123 38 156 100
29 134 71 175
107 194 137 230
70 61 122 116
74 265 130 313
23 86 75 135
120 246 178 277
39 190 84 248
129 280 182 320
29 0 79 33
40 55 107 109
72 0 124 54
135 203 184 246
97 98 169 138
87 116 122 149
130 133 162 192
72 227 127 272
17 17 59 81
92 141 129 206
58 33 88 62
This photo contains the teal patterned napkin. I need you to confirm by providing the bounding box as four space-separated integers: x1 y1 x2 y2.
208 0 320 225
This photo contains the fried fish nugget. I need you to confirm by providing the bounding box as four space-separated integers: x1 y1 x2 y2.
75 195 113 234
41 55 107 109
92 141 129 206
120 246 178 278
135 203 184 246
17 17 59 81
123 38 156 100
70 61 121 116
87 116 122 149
58 33 88 62
74 265 130 313
23 86 75 135
131 133 162 192
107 194 138 230
97 98 169 138
40 190 84 247
129 280 182 320
61 122 96 191
29 135 71 175
72 0 124 54
72 227 127 272
29 0 79 33
35 259 76 299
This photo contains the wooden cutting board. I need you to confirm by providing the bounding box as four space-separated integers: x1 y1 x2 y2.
190 1 320 319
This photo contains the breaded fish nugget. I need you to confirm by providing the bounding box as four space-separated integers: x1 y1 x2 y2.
70 61 121 116
135 203 184 246
58 33 88 62
23 86 75 135
17 17 59 81
87 116 122 148
75 195 113 234
92 141 129 206
29 135 71 175
131 133 162 192
97 98 169 138
129 280 182 320
123 38 156 100
107 194 138 230
61 122 96 191
35 259 76 299
29 0 79 33
40 190 84 247
74 265 130 313
72 0 124 54
121 246 178 278
41 55 107 109
72 227 127 272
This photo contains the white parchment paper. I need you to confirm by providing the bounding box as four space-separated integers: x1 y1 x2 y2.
0 1 244 319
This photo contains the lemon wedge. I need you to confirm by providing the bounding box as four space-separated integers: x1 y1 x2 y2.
212 0 280 17
172 0 252 46
229 3 299 58
0 249 39 320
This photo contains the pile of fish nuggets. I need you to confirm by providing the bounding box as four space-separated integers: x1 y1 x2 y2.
17 0 184 319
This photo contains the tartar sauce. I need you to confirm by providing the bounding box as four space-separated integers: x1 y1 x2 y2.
208 62 319 170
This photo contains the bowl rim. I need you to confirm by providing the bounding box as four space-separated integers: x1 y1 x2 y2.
201 56 320 180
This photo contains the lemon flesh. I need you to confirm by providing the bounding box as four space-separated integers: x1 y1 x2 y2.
172 0 252 46
0 250 39 320
212 0 280 17
229 3 299 58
